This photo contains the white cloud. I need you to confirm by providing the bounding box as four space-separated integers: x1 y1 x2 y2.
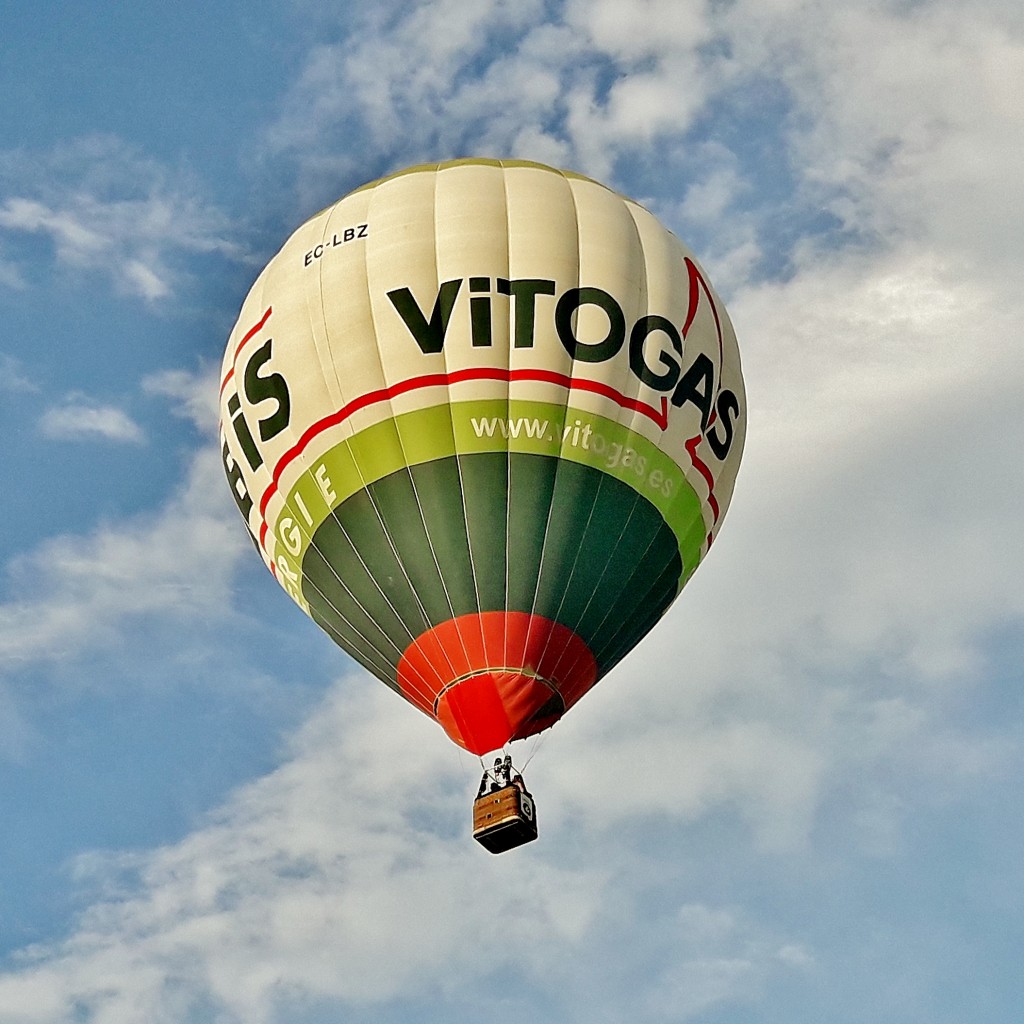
262 0 1024 317
122 257 171 302
2 1 1023 1018
39 399 145 445
569 0 712 59
644 903 797 1019
142 366 220 436
715 0 1024 277
265 0 566 200
263 0 726 189
0 136 243 301
0 682 809 1024
0 444 245 670
0 255 26 289
0 353 37 393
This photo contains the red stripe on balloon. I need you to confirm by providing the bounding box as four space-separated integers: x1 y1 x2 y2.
684 433 720 532
682 258 723 361
220 306 273 399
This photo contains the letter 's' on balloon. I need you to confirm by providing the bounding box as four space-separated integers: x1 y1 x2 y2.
219 159 745 756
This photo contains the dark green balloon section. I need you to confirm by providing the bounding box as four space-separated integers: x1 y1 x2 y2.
300 453 683 689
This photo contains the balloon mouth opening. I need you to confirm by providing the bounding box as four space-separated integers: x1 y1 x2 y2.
396 612 598 755
435 670 564 756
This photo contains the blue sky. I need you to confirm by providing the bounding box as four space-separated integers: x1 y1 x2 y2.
2 1 1023 1021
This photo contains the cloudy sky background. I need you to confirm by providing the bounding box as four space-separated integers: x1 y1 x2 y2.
1 1 1022 1021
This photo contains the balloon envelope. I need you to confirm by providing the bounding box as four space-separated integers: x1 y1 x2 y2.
219 159 745 755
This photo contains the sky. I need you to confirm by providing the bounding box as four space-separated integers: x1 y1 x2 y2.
1 0 1022 1021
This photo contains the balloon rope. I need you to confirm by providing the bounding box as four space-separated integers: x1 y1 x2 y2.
520 731 548 774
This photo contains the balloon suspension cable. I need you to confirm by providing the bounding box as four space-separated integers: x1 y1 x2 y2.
477 745 521 788
475 737 546 791
454 743 472 787
477 754 497 789
519 730 549 774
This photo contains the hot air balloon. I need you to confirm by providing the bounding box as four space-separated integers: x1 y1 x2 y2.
219 158 745 850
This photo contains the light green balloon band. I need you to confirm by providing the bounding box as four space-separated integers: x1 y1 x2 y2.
269 399 708 600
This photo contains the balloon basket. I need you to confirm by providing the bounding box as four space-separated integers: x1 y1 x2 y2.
472 784 538 853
